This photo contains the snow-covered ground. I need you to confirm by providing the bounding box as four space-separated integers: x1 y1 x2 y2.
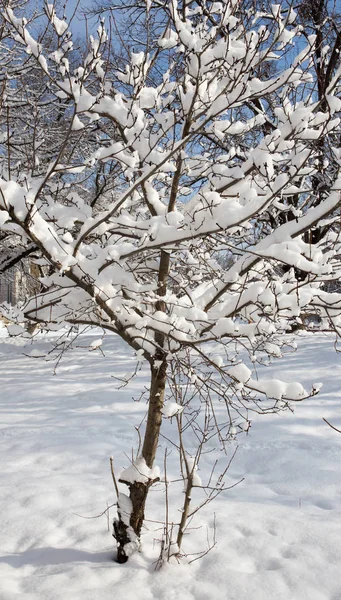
1 328 341 600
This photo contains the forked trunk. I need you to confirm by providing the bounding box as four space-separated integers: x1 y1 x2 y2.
114 358 167 563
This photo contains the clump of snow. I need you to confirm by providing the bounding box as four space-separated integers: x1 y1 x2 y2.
252 378 307 401
161 402 183 418
72 115 85 131
135 349 145 361
0 210 9 225
46 4 68 36
227 361 309 401
28 348 45 357
312 382 323 393
7 324 25 336
228 363 252 383
186 457 202 486
90 338 103 350
117 492 132 526
120 457 160 484
116 493 140 557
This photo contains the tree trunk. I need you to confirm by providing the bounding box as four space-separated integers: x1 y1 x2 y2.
114 357 167 563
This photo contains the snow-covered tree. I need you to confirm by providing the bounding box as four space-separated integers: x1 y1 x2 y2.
2 0 341 562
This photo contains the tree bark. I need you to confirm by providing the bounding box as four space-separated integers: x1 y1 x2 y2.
142 358 167 467
114 357 167 563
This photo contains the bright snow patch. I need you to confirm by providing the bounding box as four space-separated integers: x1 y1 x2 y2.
1 332 341 600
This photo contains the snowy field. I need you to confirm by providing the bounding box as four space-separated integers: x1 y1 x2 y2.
1 328 341 600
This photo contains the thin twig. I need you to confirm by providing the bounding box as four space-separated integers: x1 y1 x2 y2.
73 502 117 520
110 456 120 499
323 417 341 434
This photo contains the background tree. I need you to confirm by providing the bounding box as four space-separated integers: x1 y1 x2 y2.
1 0 341 563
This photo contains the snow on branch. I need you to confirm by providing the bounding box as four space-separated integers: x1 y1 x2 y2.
1 0 341 409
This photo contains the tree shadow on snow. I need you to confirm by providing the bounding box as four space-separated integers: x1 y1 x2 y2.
0 547 116 568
